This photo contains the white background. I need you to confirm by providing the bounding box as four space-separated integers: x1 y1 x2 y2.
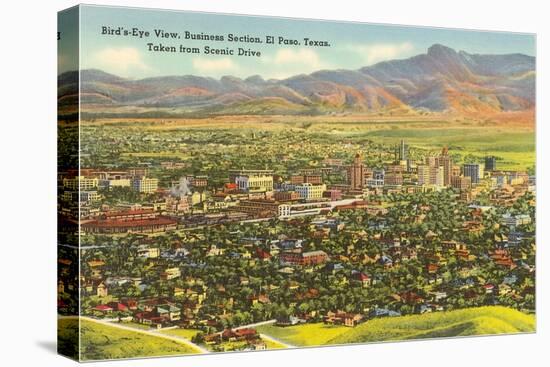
0 0 547 365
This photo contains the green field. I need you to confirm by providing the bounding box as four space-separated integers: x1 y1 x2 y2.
84 116 536 172
255 323 350 346
364 128 535 171
58 318 200 361
255 307 535 347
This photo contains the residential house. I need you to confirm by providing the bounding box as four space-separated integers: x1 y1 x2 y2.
107 302 129 312
96 282 108 297
352 271 372 287
161 267 181 280
93 304 113 313
324 311 364 327
156 304 181 322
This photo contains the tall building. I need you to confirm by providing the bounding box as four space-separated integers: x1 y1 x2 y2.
451 165 461 177
132 177 159 193
425 156 437 167
485 156 497 171
349 153 365 191
417 165 431 186
436 147 453 187
385 173 403 186
396 139 408 161
463 163 484 184
433 166 444 187
491 172 508 188
418 165 443 187
451 175 472 190
365 168 384 188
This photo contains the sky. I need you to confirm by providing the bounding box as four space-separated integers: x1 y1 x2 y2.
59 4 536 79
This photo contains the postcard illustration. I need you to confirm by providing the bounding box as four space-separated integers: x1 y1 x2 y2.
58 5 536 361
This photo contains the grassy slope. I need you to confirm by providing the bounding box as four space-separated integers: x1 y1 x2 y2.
254 307 534 348
255 323 350 346
328 306 535 345
58 318 199 361
262 337 288 349
58 318 79 360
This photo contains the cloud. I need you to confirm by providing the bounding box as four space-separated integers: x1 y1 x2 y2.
273 49 324 69
260 48 331 79
192 57 239 74
91 47 151 76
349 42 415 65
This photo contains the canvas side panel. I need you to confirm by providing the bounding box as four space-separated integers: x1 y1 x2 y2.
57 5 81 362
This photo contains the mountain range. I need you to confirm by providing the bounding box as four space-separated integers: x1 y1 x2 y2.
58 44 535 117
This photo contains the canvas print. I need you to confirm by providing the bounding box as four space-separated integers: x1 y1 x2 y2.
58 5 536 362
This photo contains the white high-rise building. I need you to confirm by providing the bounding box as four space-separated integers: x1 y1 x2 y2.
418 164 444 187
132 177 159 193
295 183 327 200
232 169 274 193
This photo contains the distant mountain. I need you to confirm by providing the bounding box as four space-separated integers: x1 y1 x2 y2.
58 44 535 117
